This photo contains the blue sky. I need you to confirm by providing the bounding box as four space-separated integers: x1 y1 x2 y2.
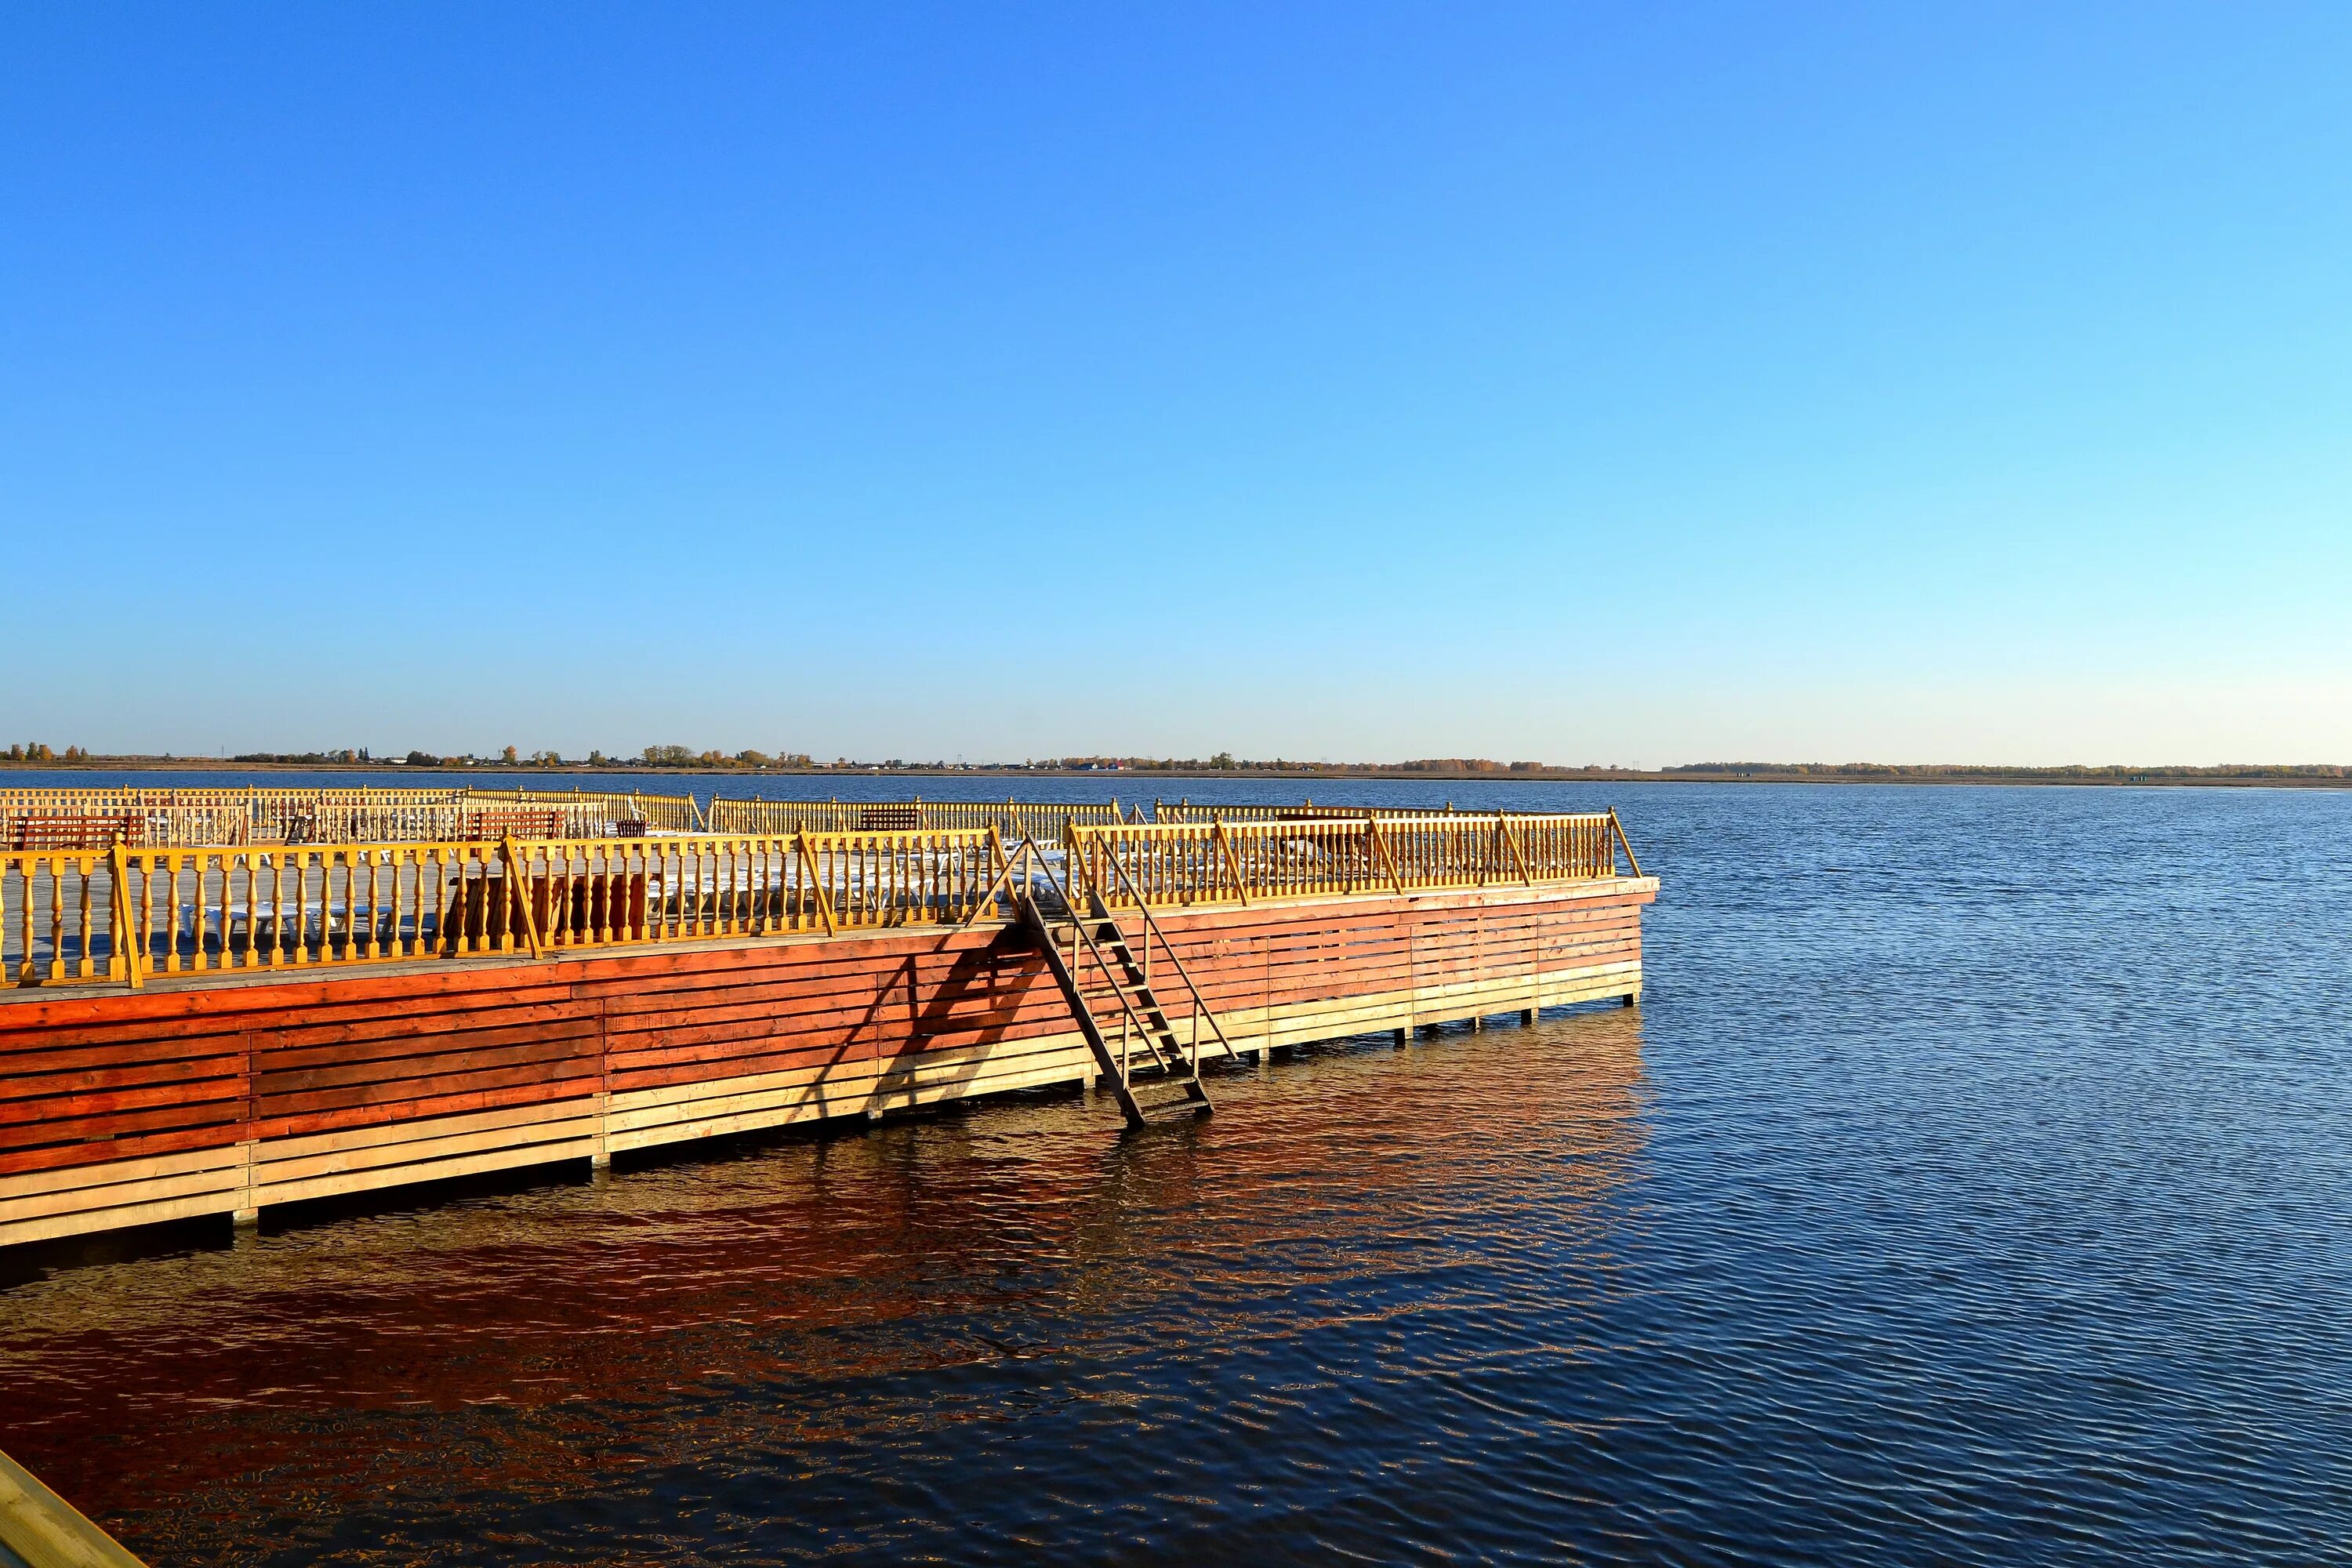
4 4 2347 764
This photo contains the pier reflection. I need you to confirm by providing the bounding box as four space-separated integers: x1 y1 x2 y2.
0 1008 1646 1566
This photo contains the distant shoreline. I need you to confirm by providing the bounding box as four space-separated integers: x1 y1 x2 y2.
2 761 2345 789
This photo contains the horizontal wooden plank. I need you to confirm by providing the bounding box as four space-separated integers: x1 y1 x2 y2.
260 1095 603 1164
0 1185 245 1248
0 1141 247 1202
257 1112 600 1189
0 1122 247 1179
0 1094 248 1151
256 1135 600 1209
0 1161 248 1225
250 1076 599 1143
255 1028 597 1098
0 1051 247 1107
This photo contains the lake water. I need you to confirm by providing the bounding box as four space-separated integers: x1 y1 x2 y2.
3 779 2348 1565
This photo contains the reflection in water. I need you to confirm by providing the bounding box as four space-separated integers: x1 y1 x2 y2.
9 781 2352 1564
0 1011 1648 1566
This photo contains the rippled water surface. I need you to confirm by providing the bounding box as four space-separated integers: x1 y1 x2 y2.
5 781 2350 1565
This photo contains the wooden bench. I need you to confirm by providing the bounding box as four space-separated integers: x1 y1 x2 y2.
857 804 921 831
6 814 143 851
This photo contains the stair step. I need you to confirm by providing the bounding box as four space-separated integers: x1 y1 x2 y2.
1021 887 1229 1131
1128 1083 1210 1112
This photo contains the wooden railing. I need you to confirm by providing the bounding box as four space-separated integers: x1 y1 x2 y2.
1149 799 1475 824
466 786 703 833
0 786 703 846
0 786 469 811
1069 812 1638 909
706 796 1131 840
2 811 1646 988
3 829 996 986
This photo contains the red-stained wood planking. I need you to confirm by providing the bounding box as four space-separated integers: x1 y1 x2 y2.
0 883 1654 1192
0 1102 249 1175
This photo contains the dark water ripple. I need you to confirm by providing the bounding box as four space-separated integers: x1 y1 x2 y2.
4 782 2350 1564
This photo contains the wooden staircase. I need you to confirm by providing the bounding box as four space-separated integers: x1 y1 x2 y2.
1002 835 1238 1129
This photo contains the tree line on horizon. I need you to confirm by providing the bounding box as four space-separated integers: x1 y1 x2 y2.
1675 761 2351 779
2 746 2345 779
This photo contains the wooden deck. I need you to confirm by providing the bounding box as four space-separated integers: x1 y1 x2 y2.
0 875 1654 1250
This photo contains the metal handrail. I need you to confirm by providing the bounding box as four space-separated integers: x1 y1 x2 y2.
1007 835 1214 1075
1070 829 1241 1063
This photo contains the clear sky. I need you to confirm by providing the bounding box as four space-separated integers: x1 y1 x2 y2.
4 4 2347 766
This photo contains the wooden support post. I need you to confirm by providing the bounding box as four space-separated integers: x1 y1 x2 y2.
796 833 836 935
591 999 612 1167
233 1135 260 1229
1502 818 1536 886
1521 1007 1537 1025
1608 808 1645 879
963 834 1018 927
500 835 545 958
1370 819 1406 896
1213 818 1249 906
108 840 143 990
232 1028 259 1225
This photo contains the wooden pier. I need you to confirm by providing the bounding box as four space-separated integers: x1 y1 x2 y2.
0 792 1655 1250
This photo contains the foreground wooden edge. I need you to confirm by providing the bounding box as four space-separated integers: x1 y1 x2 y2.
0 1447 147 1568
